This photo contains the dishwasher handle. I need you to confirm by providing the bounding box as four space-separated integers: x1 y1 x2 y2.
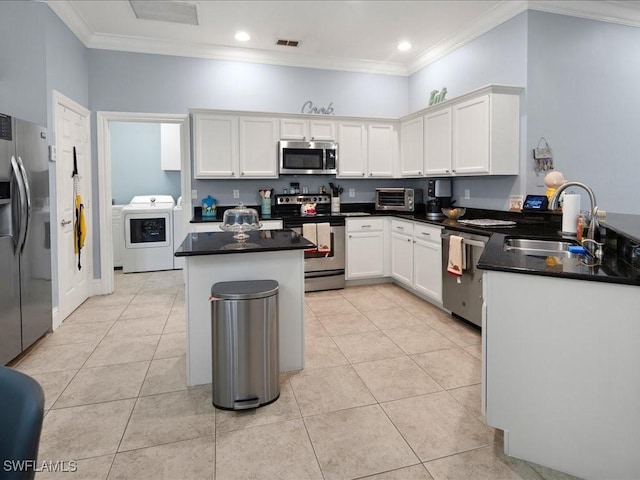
441 233 487 249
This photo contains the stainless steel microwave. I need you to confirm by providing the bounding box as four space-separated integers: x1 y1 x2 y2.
375 188 423 212
279 140 338 175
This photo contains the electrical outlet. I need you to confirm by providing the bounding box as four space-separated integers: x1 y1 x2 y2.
191 189 198 199
348 188 355 198
233 189 240 199
464 189 470 200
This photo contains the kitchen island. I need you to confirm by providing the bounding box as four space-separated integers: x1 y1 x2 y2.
474 215 640 480
175 229 315 386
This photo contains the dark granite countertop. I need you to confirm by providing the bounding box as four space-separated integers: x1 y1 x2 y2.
187 203 639 285
175 229 316 257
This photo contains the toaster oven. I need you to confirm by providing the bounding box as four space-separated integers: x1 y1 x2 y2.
375 188 423 212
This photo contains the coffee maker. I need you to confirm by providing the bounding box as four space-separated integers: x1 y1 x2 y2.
425 179 452 219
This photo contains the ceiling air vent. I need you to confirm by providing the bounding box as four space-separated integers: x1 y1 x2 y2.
129 1 199 26
276 39 300 47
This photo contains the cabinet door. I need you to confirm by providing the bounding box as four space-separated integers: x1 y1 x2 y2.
193 113 238 178
453 95 490 174
424 108 453 175
337 122 367 177
280 118 307 140
391 232 413 285
400 117 424 176
346 231 384 279
367 123 395 177
413 239 442 302
238 117 279 178
309 120 336 141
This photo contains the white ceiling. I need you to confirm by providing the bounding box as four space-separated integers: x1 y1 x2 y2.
47 0 640 76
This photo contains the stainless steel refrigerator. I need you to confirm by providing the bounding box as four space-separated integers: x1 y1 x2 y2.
0 113 52 365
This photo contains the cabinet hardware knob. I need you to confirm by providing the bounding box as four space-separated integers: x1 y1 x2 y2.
422 232 430 236
407 238 411 242
418 171 422 174
362 225 371 228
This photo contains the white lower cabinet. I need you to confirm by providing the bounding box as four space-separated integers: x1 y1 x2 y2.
390 219 414 286
412 224 443 302
346 218 385 279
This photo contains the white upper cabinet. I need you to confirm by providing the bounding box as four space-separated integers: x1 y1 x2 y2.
452 95 490 174
424 108 453 175
399 116 424 177
238 116 279 178
193 112 278 179
160 123 182 171
338 121 396 178
193 113 238 178
280 118 336 141
367 123 396 177
337 122 367 177
404 85 522 177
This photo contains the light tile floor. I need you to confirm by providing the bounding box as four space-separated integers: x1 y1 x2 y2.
10 270 581 480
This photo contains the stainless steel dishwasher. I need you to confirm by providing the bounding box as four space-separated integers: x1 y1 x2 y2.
441 229 489 327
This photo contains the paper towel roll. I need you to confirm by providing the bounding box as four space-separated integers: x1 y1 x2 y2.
561 193 580 234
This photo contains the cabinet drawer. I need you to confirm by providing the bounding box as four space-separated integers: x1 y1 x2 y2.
391 219 413 235
346 217 384 232
413 223 442 244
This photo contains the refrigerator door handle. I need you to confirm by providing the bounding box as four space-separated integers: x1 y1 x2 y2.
10 155 28 253
16 157 32 253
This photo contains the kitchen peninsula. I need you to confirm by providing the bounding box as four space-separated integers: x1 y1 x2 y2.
174 229 315 386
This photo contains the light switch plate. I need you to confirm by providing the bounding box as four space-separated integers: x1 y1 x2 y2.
48 145 57 162
348 188 355 198
191 189 198 199
233 189 240 199
509 195 524 211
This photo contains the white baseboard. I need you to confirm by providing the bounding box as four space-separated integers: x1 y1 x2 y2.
52 306 61 331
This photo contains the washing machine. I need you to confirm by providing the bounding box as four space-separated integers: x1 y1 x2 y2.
122 195 175 273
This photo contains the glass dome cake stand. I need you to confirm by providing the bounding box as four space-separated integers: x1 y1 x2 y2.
219 202 262 248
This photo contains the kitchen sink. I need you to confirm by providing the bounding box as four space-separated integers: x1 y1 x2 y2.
504 238 583 258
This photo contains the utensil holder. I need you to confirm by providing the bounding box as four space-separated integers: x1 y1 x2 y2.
261 198 271 216
331 197 340 214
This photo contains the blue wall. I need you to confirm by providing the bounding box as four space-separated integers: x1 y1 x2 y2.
110 122 181 205
408 12 529 210
527 11 640 214
89 51 408 117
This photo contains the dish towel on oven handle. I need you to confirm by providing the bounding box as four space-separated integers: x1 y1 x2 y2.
316 223 331 255
302 223 318 253
447 235 466 276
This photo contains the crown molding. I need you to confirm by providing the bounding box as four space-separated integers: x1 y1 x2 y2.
45 0 640 78
528 0 640 28
87 33 410 76
45 0 93 45
407 1 529 75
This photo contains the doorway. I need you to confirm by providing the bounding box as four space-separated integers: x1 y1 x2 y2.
96 112 190 295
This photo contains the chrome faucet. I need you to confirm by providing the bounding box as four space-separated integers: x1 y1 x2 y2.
549 181 599 246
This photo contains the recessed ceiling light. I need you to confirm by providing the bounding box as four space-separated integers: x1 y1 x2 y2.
397 42 412 52
235 31 251 42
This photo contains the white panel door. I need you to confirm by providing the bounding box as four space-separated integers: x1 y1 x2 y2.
193 114 237 178
55 95 91 324
337 122 367 177
238 117 279 178
367 123 395 177
346 231 384 279
424 108 453 175
391 232 413 285
399 117 424 176
453 95 490 174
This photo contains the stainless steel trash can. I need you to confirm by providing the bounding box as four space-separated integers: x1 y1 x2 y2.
211 280 279 410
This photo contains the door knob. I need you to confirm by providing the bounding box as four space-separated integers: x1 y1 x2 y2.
61 219 72 226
